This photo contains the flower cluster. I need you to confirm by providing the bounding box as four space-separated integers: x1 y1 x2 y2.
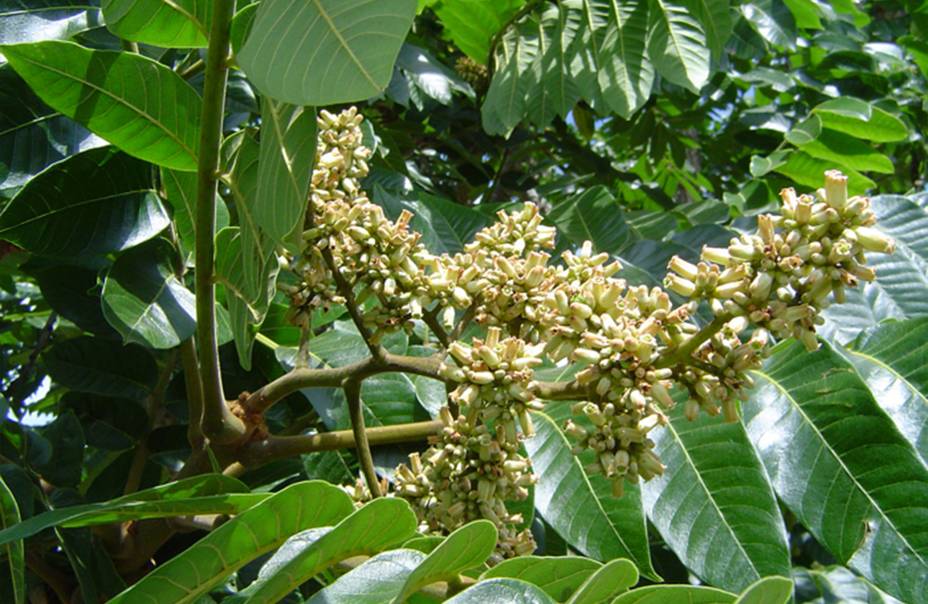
394 408 536 562
289 108 895 558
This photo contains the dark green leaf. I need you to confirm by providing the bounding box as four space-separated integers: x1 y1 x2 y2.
239 0 416 105
44 335 158 400
0 147 168 262
0 41 201 170
34 410 84 486
160 167 230 266
101 238 196 349
0 474 23 604
481 18 539 136
547 186 636 254
745 340 928 603
798 129 894 174
686 0 732 59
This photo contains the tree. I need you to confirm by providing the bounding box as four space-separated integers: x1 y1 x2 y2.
0 1 925 603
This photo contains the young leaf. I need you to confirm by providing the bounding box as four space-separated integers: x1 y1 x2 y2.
525 409 657 580
108 481 355 604
745 340 928 603
0 147 168 262
641 394 791 592
0 475 24 604
238 0 416 105
480 556 601 601
0 41 201 170
242 497 418 602
393 520 498 602
101 238 196 349
566 558 638 604
101 0 211 48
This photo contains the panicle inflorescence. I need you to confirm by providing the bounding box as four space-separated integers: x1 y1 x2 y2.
289 108 895 558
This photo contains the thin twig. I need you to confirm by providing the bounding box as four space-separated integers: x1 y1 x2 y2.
124 350 178 496
321 247 383 359
344 378 382 498
422 306 451 348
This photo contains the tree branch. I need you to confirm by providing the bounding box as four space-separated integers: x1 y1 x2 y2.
237 420 443 467
344 378 382 497
321 247 383 359
422 306 450 348
654 315 729 370
195 0 244 444
180 338 205 449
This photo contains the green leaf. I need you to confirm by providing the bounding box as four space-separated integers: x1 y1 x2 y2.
255 99 316 250
0 1 100 44
0 147 168 262
524 3 582 127
0 41 201 170
794 565 903 603
547 186 636 254
745 340 928 603
238 0 416 105
44 335 158 400
242 498 418 602
525 410 657 579
820 196 928 343
101 0 211 48
733 576 793 604
375 187 491 254
101 238 196 349
482 18 540 136
305 549 426 604
749 150 789 178
648 0 710 92
393 520 498 603
433 0 525 63
446 578 557 604
842 318 928 466
0 474 253 546
612 585 737 603
813 99 908 143
0 474 24 604
641 395 791 592
774 151 874 196
798 129 894 174
160 168 230 266
783 115 821 146
0 66 106 198
108 481 355 604
686 0 732 59
580 0 654 118
741 0 796 50
480 556 601 601
566 558 638 604
395 43 473 106
34 411 84 486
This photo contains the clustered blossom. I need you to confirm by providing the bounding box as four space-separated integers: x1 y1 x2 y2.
289 108 895 558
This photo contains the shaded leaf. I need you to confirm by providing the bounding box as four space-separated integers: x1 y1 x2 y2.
101 0 211 47
648 0 710 91
160 167 230 266
0 474 23 604
0 0 100 44
433 0 525 63
44 335 158 400
734 576 793 604
547 186 636 254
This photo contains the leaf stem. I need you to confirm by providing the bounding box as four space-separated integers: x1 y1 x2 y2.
344 378 382 497
195 0 244 444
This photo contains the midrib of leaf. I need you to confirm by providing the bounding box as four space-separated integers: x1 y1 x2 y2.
752 368 928 569
660 420 761 582
607 0 634 100
654 0 693 78
124 271 173 335
160 0 208 38
163 169 194 225
0 112 60 138
312 0 379 89
6 50 197 163
0 188 154 233
693 0 720 52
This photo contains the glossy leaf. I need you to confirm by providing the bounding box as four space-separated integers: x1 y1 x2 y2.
798 129 894 174
102 0 211 48
648 0 710 92
842 318 928 465
44 335 158 401
239 0 416 105
813 98 908 143
305 549 426 604
641 394 791 592
612 585 737 603
774 151 874 196
566 558 638 604
820 195 928 343
741 0 796 50
255 98 316 249
525 409 657 579
101 238 196 349
548 186 636 254
393 520 497 603
745 340 928 603
108 481 355 604
0 41 201 170
433 0 525 63
243 498 418 602
480 556 601 601
0 147 168 262
0 0 100 44
0 474 23 604
446 578 556 604
0 474 253 546
687 0 733 59
733 576 793 604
